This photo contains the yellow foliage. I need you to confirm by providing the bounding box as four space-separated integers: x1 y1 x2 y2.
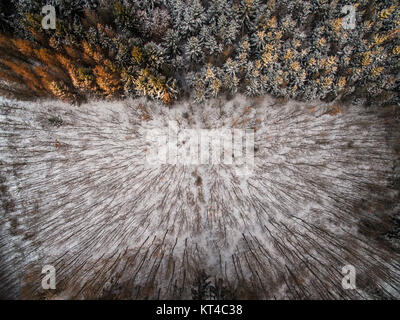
24 13 42 31
284 49 293 60
371 66 384 76
262 44 277 66
372 27 400 48
251 68 259 77
267 16 277 29
134 68 173 101
212 79 221 94
364 20 374 30
379 5 397 20
131 46 144 64
282 17 295 29
205 67 215 79
114 1 124 15
362 51 372 66
72 67 96 91
374 34 389 46
300 49 307 57
322 77 333 87
330 18 343 33
104 60 119 74
338 77 346 87
326 56 337 67
317 58 326 69
257 30 265 40
290 61 301 72
317 37 326 47
48 81 75 101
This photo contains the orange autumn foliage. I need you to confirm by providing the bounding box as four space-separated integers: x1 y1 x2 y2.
0 59 44 94
12 38 35 57
163 92 172 104
93 64 122 97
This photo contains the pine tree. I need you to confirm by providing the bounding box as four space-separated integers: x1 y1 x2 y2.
182 0 205 35
185 36 203 64
93 63 123 97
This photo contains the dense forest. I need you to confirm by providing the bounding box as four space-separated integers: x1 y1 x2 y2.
0 0 399 105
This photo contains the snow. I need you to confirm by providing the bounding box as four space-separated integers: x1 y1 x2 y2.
0 95 399 299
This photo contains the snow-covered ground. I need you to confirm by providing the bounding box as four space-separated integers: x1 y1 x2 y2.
0 95 399 299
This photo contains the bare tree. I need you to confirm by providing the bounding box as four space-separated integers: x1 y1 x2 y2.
0 95 399 299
